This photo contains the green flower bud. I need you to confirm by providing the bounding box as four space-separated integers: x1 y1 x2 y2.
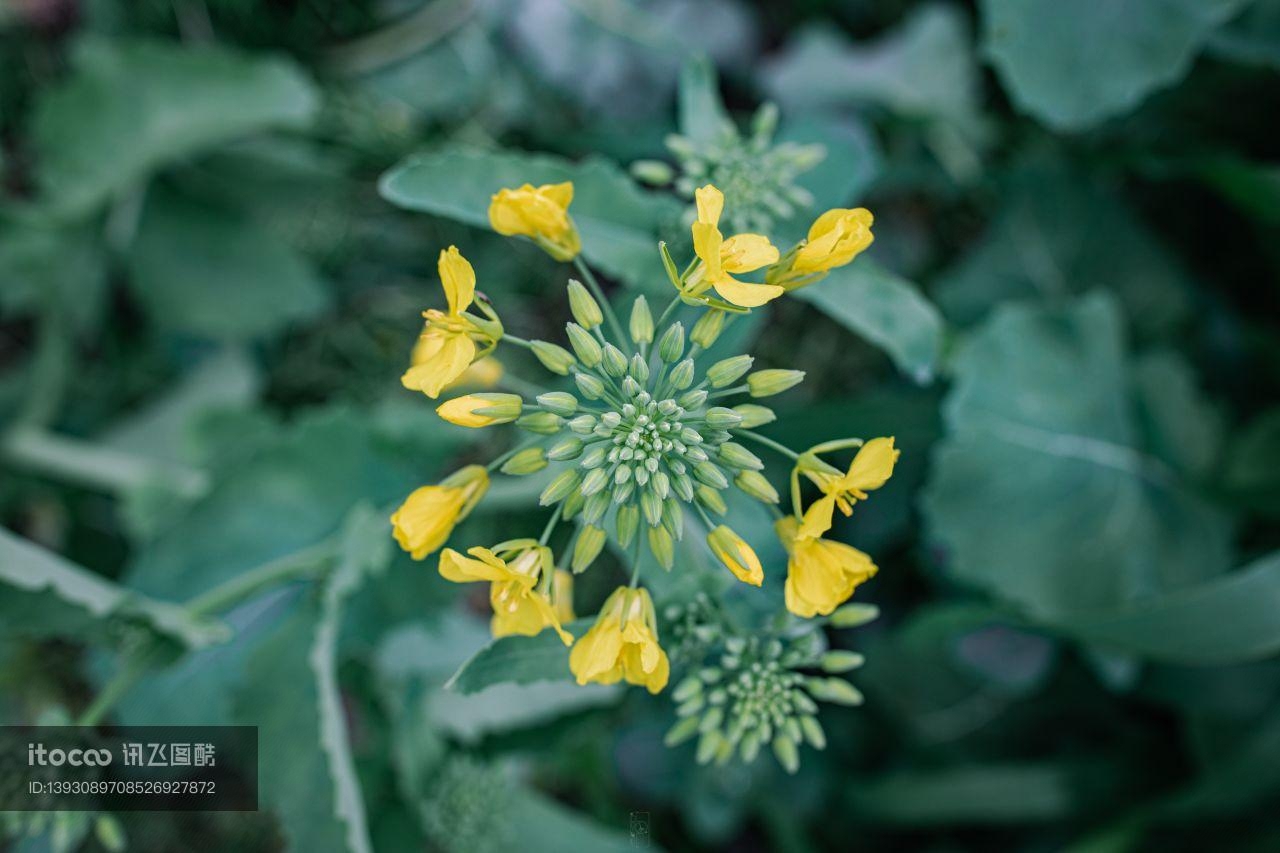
580 466 609 497
690 309 726 349
662 498 684 538
536 391 578 417
568 414 597 434
530 340 576 375
640 488 663 526
772 734 800 774
830 603 879 628
614 464 632 485
664 715 701 747
658 322 685 363
631 159 676 185
693 460 729 490
616 503 639 546
679 389 709 409
695 485 727 515
566 279 603 329
672 470 696 501
696 730 722 765
718 442 763 470
582 490 610 524
601 343 628 378
630 296 654 344
704 406 744 429
733 404 776 429
629 353 650 383
740 730 762 763
748 369 805 398
651 470 671 498
648 525 675 569
707 355 754 388
668 358 695 390
784 717 803 745
800 715 826 750
95 815 127 853
580 444 608 469
698 706 724 734
820 651 866 673
571 524 606 572
734 470 779 504
807 677 864 706
500 447 547 475
547 436 584 461
574 371 606 400
566 323 602 367
562 487 586 519
540 469 581 505
673 677 702 702
516 411 563 434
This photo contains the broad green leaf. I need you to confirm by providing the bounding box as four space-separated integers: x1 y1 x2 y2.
1131 350 1223 478
922 293 1234 625
445 618 591 695
1064 551 1280 665
677 55 732 144
378 146 682 291
1224 407 1280 517
776 114 881 220
981 0 1250 130
0 526 227 649
0 223 105 331
1196 156 1280 227
1209 0 1280 68
762 6 981 133
849 763 1083 824
32 37 319 218
505 788 638 853
795 256 945 383
126 187 329 340
933 165 1194 335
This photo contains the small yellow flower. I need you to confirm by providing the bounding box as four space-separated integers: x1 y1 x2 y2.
688 185 783 308
783 208 874 284
569 586 669 693
402 247 502 399
798 437 900 538
390 465 489 559
776 516 878 618
706 524 764 586
441 356 504 391
439 541 573 645
488 182 581 261
436 393 523 428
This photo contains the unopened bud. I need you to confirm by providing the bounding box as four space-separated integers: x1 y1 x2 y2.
631 159 675 185
516 411 563 434
566 323 602 367
540 469 581 505
658 322 685 363
695 485 727 515
690 309 726 349
547 436 584 461
568 413 597 434
500 446 547 475
572 525 607 572
830 603 879 628
669 358 695 390
616 504 639 546
580 467 609 497
734 470 779 504
629 353 650 383
707 355 754 388
718 442 763 470
679 389 708 409
807 677 864 706
748 369 805 398
536 391 578 417
630 296 654 344
648 525 675 569
704 407 744 429
530 340 576 375
566 279 603 329
601 343 628 378
574 372 606 400
733 404 776 428
820 651 866 673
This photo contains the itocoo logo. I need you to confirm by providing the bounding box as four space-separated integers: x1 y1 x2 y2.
27 743 113 766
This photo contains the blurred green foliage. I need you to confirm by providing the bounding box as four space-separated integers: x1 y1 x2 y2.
2 0 1279 851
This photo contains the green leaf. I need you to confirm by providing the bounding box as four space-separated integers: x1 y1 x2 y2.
1064 551 1280 665
505 788 638 853
1224 407 1280 517
849 763 1083 824
1196 156 1280 228
1131 350 1223 477
677 55 732 144
0 526 228 649
762 6 981 133
922 293 1234 625
1209 0 1280 69
795 257 945 383
0 223 106 331
981 0 1250 130
378 146 682 291
933 164 1194 335
126 187 329 340
445 619 591 695
32 37 319 218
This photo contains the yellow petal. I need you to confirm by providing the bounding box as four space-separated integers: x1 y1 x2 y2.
401 333 476 399
438 246 475 315
842 436 900 495
707 525 764 586
390 487 466 559
694 184 723 226
691 221 723 283
720 234 780 274
798 495 837 540
438 547 511 583
711 277 785 309
569 622 624 685
542 181 574 209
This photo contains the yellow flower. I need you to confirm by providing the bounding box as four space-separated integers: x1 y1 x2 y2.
436 393 523 428
776 516 877 618
798 437 900 538
688 185 783 308
488 182 581 261
390 465 489 559
569 586 669 693
786 208 874 282
439 541 573 645
491 565 575 643
706 524 764 586
402 247 501 399
441 356 504 391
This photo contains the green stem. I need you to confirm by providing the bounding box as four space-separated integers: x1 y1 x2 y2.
2 427 209 498
709 384 748 399
186 542 335 617
629 534 644 588
76 646 160 727
538 503 564 546
733 430 801 461
502 334 535 349
573 256 628 346
655 293 683 332
487 437 542 473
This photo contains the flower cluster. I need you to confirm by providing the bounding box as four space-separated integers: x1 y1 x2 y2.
390 175 893 700
634 101 826 235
